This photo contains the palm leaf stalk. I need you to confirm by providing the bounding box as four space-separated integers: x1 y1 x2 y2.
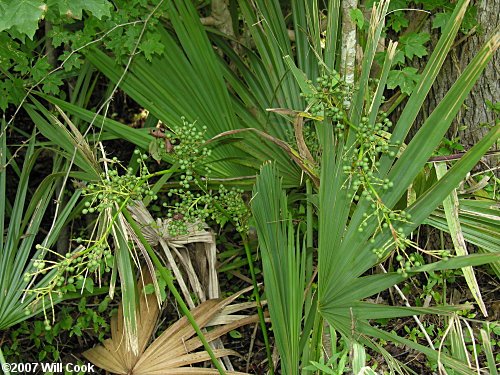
191 176 275 373
23 101 182 354
251 163 306 375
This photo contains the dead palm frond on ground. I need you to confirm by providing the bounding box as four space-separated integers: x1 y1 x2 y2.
84 268 259 375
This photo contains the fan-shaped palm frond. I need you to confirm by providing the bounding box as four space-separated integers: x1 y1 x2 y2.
84 269 259 375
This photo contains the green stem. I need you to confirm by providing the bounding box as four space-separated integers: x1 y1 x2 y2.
122 208 227 375
242 235 274 375
0 346 10 375
304 180 314 316
143 167 179 180
386 92 407 116
193 175 274 373
306 181 313 249
310 311 324 366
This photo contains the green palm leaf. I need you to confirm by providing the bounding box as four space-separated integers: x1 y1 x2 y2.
251 163 306 375
0 119 90 330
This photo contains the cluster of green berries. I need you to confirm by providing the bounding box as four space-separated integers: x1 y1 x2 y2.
359 203 412 233
163 185 248 236
31 259 47 275
395 253 422 277
342 153 396 200
362 198 413 261
334 108 414 259
215 185 249 233
353 113 393 145
23 241 113 320
373 242 451 277
43 318 52 331
72 238 114 273
363 204 412 264
81 153 156 214
300 74 353 118
341 114 397 172
167 118 211 189
26 242 113 287
369 238 418 278
164 188 213 236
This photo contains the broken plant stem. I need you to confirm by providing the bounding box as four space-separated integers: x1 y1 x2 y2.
121 208 227 375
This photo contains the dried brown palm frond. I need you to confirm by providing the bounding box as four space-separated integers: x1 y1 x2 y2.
83 268 258 375
127 200 219 306
127 200 241 371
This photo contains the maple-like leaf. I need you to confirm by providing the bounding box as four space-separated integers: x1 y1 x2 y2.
461 6 478 34
432 11 451 30
0 0 45 39
48 28 72 47
58 51 82 71
387 67 420 95
0 77 25 110
42 74 64 95
0 34 28 70
30 57 51 82
350 8 365 29
393 50 406 66
387 12 408 32
47 0 111 20
140 32 165 62
399 32 430 60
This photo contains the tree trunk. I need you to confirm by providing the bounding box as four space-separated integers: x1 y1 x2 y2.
416 0 499 153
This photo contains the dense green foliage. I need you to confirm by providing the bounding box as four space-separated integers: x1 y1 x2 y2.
1 0 498 374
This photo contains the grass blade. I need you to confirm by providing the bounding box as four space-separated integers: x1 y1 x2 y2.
435 162 487 316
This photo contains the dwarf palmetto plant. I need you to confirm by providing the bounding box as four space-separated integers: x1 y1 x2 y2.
22 0 499 373
36 0 310 186
0 119 88 367
23 103 142 352
23 105 230 373
250 0 499 374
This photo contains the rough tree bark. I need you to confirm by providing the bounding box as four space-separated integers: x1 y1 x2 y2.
415 0 499 155
341 0 359 86
454 1 499 148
